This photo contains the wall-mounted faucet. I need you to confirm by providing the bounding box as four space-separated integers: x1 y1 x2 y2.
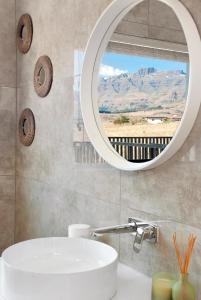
93 217 159 253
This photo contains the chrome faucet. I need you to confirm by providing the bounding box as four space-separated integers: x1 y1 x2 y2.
93 217 159 253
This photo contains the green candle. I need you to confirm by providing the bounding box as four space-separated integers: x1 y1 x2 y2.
152 272 176 300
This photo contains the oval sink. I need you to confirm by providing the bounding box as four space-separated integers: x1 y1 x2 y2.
1 237 118 300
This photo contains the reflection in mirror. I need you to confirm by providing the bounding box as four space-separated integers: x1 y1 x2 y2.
97 0 189 163
73 50 105 165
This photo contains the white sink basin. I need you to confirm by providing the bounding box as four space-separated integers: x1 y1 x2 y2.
0 237 118 300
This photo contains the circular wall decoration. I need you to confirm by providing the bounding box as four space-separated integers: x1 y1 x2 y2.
17 14 33 54
19 108 35 146
34 55 53 97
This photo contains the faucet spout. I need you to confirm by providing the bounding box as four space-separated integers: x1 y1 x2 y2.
93 222 138 235
93 218 153 235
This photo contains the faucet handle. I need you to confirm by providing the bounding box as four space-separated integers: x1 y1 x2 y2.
131 222 159 253
133 227 145 253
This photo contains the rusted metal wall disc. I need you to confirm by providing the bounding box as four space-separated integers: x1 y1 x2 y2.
17 14 33 54
34 55 53 97
19 108 35 146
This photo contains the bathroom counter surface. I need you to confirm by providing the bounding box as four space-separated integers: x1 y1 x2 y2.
114 263 151 299
0 259 151 299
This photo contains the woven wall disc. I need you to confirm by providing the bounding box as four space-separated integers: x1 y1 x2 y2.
19 108 35 146
34 55 53 97
17 14 33 54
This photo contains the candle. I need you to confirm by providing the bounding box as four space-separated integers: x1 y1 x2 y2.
152 272 176 300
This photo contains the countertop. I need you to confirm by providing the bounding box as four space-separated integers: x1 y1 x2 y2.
114 263 151 299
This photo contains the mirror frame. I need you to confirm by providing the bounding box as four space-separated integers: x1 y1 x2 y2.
81 0 201 171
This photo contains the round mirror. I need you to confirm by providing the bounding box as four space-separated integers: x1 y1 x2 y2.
81 0 201 171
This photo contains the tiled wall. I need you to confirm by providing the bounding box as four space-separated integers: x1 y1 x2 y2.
115 0 186 44
15 0 201 297
109 0 188 62
0 0 16 253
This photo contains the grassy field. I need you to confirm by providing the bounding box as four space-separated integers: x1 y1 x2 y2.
100 112 179 137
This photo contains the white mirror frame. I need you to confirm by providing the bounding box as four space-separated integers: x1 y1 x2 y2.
81 0 201 171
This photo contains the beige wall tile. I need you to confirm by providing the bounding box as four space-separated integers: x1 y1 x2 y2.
0 87 16 141
115 20 148 38
116 0 186 45
149 25 187 45
16 0 75 88
123 1 149 24
16 176 120 251
0 88 16 175
0 176 15 254
0 0 16 87
0 142 15 176
72 166 121 205
149 0 183 30
0 0 16 252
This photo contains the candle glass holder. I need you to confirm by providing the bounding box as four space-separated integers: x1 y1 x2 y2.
152 272 176 300
172 273 195 300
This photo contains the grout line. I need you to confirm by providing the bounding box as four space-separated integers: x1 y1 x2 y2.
14 0 17 244
148 0 150 38
122 14 183 34
125 205 201 232
0 174 15 177
0 85 17 89
15 173 122 206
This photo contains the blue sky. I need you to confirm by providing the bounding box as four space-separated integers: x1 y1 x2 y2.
101 52 187 75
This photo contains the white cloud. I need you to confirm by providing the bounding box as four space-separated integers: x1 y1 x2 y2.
99 64 128 77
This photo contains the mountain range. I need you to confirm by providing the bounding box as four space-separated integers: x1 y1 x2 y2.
98 67 187 117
